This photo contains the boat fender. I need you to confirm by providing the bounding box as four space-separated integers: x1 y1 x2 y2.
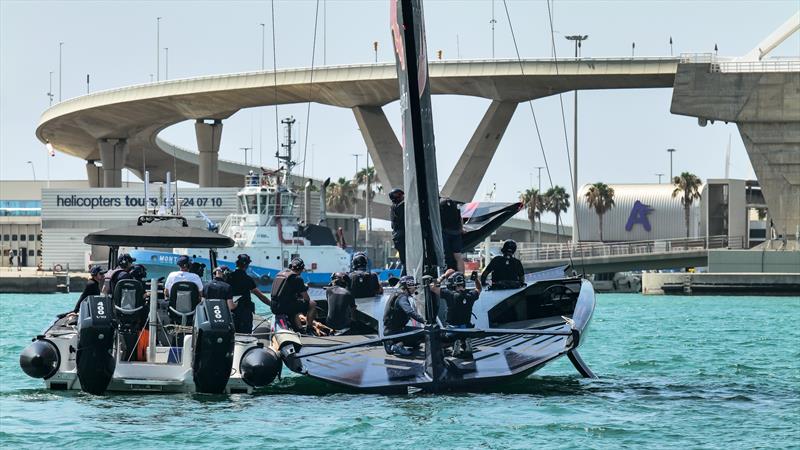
239 345 282 388
76 295 116 395
19 339 60 379
192 298 235 394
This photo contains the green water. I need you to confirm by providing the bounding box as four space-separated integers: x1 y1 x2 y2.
0 293 798 449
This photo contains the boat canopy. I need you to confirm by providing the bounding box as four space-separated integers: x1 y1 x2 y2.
84 217 235 249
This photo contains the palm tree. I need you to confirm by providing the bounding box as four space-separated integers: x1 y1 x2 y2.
672 172 702 245
544 186 570 243
519 188 542 244
585 182 615 242
326 177 357 213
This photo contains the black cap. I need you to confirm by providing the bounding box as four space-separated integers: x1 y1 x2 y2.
90 266 106 276
177 255 191 267
236 254 252 267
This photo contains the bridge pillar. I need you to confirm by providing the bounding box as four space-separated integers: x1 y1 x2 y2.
98 139 129 188
671 63 800 239
352 106 403 190
195 119 223 187
441 101 518 202
85 160 102 188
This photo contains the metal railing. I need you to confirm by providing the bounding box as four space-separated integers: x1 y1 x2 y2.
679 53 800 73
514 235 745 263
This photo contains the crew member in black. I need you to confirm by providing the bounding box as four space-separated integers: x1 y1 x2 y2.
130 264 148 282
72 265 106 313
439 197 465 272
480 239 525 290
431 270 482 357
348 252 383 298
389 188 406 275
325 272 356 331
270 258 317 333
228 254 271 333
383 275 426 356
103 253 135 295
203 266 234 311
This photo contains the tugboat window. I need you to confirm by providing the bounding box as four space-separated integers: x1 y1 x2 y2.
246 195 258 215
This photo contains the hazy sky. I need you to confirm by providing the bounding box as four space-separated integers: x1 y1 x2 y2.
1 0 798 223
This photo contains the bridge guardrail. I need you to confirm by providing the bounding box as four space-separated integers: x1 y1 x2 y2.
679 53 800 73
515 235 745 263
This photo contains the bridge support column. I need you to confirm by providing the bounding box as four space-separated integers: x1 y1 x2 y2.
98 139 129 188
85 160 102 187
195 119 223 187
352 106 403 190
441 100 518 202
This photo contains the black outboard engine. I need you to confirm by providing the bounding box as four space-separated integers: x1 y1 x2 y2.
192 298 235 394
113 279 147 361
19 339 60 380
240 344 282 388
76 295 116 395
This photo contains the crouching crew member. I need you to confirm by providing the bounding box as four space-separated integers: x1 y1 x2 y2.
480 239 525 290
383 276 426 356
271 258 317 334
348 252 383 298
229 254 272 333
203 266 233 310
431 270 481 357
326 272 356 331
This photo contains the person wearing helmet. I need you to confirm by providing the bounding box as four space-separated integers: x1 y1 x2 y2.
102 253 136 295
325 272 356 331
228 254 271 333
480 239 525 290
164 255 204 298
439 197 465 272
348 252 383 298
130 264 148 282
430 269 482 358
382 275 426 356
271 257 317 334
388 188 406 275
203 266 234 311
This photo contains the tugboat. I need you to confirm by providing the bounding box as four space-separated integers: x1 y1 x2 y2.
19 213 283 394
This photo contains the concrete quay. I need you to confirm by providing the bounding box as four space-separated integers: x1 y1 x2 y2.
0 268 87 294
642 272 800 296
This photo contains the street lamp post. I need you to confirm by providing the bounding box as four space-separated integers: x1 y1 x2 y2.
352 153 360 249
365 150 371 244
260 23 266 70
164 47 169 80
156 17 162 81
47 71 54 105
58 42 63 102
240 147 253 166
565 35 587 246
656 173 664 184
490 0 496 58
667 148 676 180
26 161 36 181
373 41 378 63
534 165 544 246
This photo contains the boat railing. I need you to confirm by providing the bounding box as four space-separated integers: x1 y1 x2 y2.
514 235 745 262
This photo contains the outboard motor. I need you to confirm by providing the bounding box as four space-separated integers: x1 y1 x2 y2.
271 315 304 372
113 279 147 361
240 344 282 388
19 339 60 380
76 295 116 395
192 299 235 394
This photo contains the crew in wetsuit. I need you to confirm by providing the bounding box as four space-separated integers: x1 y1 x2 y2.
103 253 135 295
431 270 482 358
326 272 356 331
72 265 106 313
348 252 383 298
203 266 234 311
389 188 406 275
270 258 317 334
228 254 271 333
383 275 426 356
480 240 525 290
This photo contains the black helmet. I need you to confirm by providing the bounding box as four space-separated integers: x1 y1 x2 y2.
398 275 418 290
330 272 351 288
289 257 305 271
351 252 368 270
236 254 252 267
117 253 136 268
388 188 404 204
447 271 466 289
177 255 192 268
130 264 148 281
501 239 517 255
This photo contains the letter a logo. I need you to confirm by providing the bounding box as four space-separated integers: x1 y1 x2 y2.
625 200 654 232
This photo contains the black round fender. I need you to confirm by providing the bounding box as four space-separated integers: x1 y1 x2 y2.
240 345 282 388
19 339 60 379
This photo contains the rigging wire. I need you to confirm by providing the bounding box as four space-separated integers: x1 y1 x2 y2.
301 0 321 181
501 0 554 189
271 0 279 165
544 0 586 275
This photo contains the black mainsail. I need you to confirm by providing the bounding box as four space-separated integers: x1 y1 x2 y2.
391 0 444 280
